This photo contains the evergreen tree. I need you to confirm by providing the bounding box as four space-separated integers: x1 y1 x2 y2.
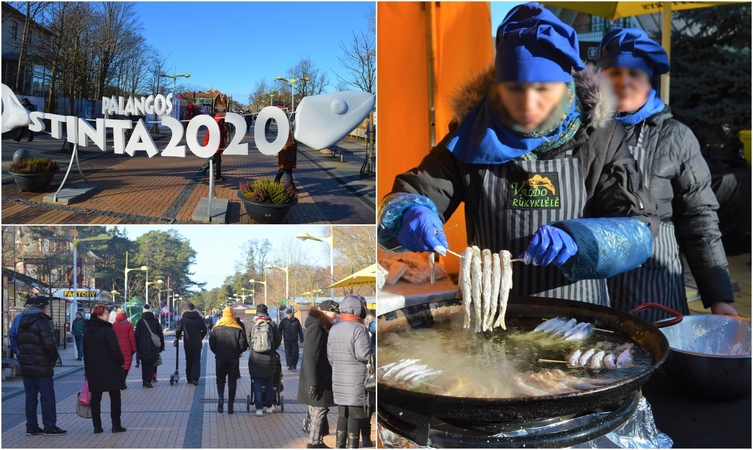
670 4 751 152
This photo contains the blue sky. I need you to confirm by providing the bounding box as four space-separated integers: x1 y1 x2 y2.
490 2 524 33
110 225 347 291
131 2 374 103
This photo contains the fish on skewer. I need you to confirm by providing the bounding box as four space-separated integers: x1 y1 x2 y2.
471 246 483 333
481 249 492 331
486 252 501 331
459 247 473 329
380 359 421 379
494 250 513 330
531 317 594 341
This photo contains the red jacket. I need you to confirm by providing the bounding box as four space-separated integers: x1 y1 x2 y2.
203 114 226 154
113 319 137 369
278 132 297 169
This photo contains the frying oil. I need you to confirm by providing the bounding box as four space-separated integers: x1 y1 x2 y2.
378 315 652 399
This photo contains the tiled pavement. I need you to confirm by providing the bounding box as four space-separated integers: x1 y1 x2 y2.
1 126 375 225
1 333 376 448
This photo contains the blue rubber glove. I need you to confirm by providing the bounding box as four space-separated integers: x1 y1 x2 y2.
521 224 578 266
397 205 449 255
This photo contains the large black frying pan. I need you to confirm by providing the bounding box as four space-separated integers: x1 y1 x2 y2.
377 296 674 422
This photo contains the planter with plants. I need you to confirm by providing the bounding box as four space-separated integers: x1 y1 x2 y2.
8 157 60 192
237 179 298 223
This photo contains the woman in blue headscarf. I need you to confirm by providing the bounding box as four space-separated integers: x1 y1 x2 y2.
378 3 659 306
597 28 737 320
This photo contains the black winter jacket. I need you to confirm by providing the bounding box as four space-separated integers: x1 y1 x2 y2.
135 312 164 364
247 315 282 379
383 65 658 243
209 325 248 361
17 307 58 378
279 316 304 342
297 308 335 407
622 107 733 306
176 310 208 350
83 317 125 392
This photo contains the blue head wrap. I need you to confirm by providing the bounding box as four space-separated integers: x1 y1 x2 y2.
496 3 585 83
597 28 669 78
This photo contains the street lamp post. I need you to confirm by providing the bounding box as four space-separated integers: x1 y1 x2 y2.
124 251 148 306
296 226 335 300
248 279 267 304
265 265 289 304
159 73 191 121
145 278 163 323
71 234 112 335
276 76 310 112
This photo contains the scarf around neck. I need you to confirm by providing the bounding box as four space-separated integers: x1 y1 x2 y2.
614 88 665 126
446 82 582 164
339 313 363 324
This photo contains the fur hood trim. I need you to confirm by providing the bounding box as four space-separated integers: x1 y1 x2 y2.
450 63 616 129
308 307 333 332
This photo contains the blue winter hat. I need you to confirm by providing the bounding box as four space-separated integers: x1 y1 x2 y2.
495 2 584 83
597 28 669 78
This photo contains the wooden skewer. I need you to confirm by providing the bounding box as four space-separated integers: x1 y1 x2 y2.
446 249 462 258
539 358 568 364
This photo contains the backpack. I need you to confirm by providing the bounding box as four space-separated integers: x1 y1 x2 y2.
251 319 273 353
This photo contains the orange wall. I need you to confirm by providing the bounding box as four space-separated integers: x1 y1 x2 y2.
377 2 494 274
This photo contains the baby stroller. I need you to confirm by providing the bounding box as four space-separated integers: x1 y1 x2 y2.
246 352 284 412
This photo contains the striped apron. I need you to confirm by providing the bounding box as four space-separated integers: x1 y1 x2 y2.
469 152 609 306
606 124 689 322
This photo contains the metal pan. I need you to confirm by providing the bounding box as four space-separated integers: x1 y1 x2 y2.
377 296 673 421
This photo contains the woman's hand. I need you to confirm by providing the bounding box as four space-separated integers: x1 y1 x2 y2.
521 224 578 266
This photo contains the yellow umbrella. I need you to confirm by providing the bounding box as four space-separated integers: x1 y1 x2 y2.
545 2 730 20
544 1 735 103
326 264 377 289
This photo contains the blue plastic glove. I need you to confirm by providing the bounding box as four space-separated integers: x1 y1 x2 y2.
521 224 578 266
397 205 449 255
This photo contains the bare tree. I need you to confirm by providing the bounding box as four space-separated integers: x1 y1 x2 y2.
8 2 50 93
329 226 376 297
288 55 329 100
335 29 376 93
92 2 143 98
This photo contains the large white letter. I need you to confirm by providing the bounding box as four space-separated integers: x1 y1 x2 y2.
29 111 45 132
47 113 67 139
77 118 106 151
154 95 166 116
254 107 289 155
124 119 159 157
102 97 110 115
160 116 186 157
186 115 220 158
222 113 249 155
109 119 133 154
165 93 173 115
144 95 155 115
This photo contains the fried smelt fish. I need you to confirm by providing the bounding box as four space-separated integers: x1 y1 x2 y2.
471 246 483 333
486 252 502 331
459 247 473 329
481 249 492 332
494 250 513 330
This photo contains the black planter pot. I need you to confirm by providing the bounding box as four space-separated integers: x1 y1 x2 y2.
9 170 58 192
237 191 297 224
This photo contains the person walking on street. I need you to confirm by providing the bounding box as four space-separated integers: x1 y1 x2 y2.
72 312 85 361
112 310 137 382
16 296 66 436
13 98 35 142
279 308 304 370
327 295 372 449
248 304 282 417
175 302 208 385
361 315 376 448
274 129 298 190
134 304 164 388
9 300 33 357
83 304 127 434
298 300 340 449
209 307 248 414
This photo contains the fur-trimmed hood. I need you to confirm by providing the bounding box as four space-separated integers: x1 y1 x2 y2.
307 307 333 332
450 63 616 130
